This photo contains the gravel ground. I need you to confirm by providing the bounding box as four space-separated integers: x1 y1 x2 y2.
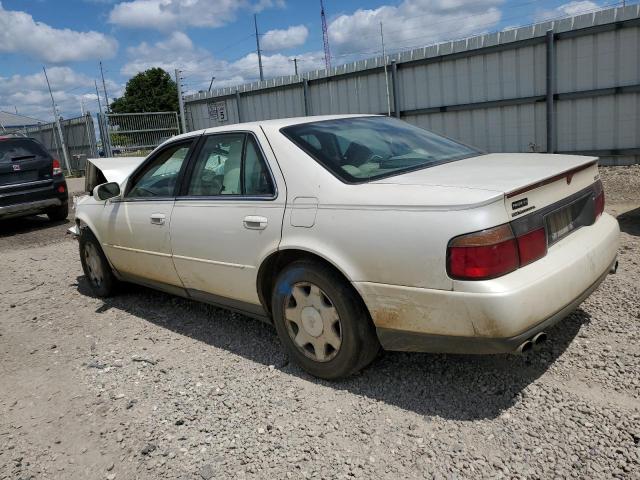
1 168 639 479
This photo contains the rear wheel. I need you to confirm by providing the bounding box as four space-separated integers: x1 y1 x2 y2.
271 260 379 380
47 202 68 221
79 228 117 297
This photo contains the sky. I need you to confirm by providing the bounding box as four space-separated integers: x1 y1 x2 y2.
0 0 618 122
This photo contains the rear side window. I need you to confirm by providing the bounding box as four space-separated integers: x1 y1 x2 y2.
0 138 50 163
186 133 274 197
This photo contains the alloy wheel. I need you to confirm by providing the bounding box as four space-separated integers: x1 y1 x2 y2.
84 243 104 289
284 282 343 362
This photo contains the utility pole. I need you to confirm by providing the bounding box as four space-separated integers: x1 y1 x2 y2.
94 80 103 114
208 76 216 92
100 61 110 113
95 80 111 157
254 14 264 81
290 57 299 76
380 22 391 116
175 69 187 133
43 66 71 173
320 0 331 71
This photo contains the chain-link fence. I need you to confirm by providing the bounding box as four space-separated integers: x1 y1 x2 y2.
98 112 180 157
20 114 98 174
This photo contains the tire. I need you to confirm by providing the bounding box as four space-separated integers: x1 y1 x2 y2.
79 228 117 297
47 202 69 221
271 260 380 380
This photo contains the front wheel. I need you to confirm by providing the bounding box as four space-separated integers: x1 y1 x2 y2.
271 260 380 380
79 228 117 297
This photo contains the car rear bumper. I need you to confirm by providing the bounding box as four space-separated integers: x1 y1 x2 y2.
0 198 63 219
0 177 67 219
355 213 620 353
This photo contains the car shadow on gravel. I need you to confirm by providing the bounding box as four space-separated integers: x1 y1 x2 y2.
0 215 69 236
617 207 640 236
77 276 588 421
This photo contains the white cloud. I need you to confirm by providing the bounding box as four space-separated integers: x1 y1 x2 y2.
0 67 121 120
120 32 323 93
328 0 503 56
535 1 602 21
109 0 284 30
261 25 308 51
0 2 117 63
252 0 285 12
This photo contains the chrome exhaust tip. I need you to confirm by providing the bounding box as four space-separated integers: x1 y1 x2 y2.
609 261 618 274
532 332 547 347
516 340 533 354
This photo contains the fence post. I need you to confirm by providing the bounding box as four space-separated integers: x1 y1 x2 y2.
303 78 310 116
86 113 98 157
235 90 243 123
391 60 401 118
98 113 113 157
546 29 556 153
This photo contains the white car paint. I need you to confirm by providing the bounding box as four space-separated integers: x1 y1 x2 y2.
75 114 619 353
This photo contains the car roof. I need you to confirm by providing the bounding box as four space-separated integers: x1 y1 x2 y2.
172 114 379 141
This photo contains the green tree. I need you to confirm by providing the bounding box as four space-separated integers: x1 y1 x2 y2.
110 68 179 113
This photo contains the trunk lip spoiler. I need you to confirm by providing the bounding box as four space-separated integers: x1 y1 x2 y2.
506 160 598 198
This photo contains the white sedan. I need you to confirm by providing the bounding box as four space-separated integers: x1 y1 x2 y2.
71 115 619 379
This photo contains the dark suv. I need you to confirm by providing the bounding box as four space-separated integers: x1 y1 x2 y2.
0 135 68 221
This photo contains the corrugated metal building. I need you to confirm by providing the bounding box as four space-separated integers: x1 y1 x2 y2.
184 5 640 165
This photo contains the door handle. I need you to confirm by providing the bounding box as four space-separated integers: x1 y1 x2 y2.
243 215 268 230
150 213 166 225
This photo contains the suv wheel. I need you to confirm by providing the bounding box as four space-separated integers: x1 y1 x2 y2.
47 203 69 221
79 228 117 297
271 260 380 380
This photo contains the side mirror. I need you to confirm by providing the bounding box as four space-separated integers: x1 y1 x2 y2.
93 182 121 201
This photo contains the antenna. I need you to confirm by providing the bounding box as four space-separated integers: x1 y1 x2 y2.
320 0 331 71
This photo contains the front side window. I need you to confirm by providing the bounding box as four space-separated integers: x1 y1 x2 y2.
281 116 482 183
186 133 274 197
127 142 191 198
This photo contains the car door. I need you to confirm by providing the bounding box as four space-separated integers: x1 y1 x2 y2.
170 130 286 310
99 139 195 288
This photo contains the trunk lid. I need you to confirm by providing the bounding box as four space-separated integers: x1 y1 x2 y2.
373 153 600 215
0 137 53 187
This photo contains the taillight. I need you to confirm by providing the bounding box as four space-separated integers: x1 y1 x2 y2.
448 224 520 280
448 224 548 280
516 227 547 266
594 179 605 219
52 158 62 176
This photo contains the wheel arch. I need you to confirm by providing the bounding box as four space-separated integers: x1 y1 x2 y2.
256 248 370 318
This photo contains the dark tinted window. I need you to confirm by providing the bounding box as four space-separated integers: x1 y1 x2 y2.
281 116 482 183
0 138 50 164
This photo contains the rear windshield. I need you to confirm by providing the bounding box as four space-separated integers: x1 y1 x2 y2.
281 116 482 183
0 138 50 164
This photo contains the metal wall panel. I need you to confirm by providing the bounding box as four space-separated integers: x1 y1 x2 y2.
406 102 547 153
183 5 640 164
557 93 640 151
